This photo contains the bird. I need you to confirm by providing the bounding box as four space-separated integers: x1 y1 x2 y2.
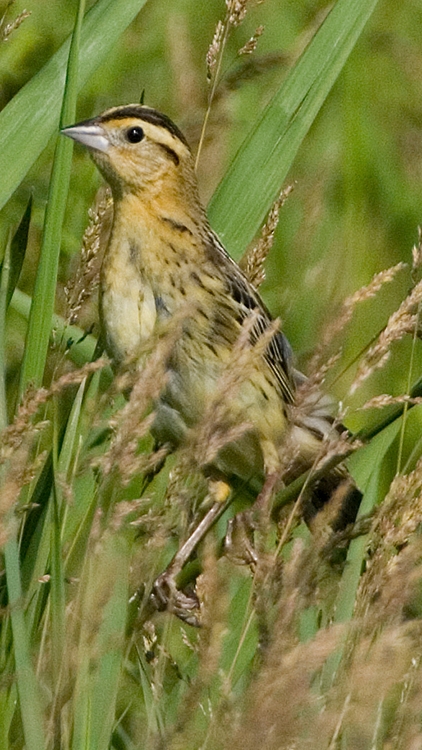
62 104 360 622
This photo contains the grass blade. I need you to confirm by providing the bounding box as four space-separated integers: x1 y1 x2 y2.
0 0 148 211
0 232 11 431
18 0 86 394
208 0 379 258
320 419 402 691
5 196 32 308
11 287 98 366
71 531 131 750
4 517 46 750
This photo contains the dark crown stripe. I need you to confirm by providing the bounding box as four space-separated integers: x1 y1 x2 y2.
99 106 190 149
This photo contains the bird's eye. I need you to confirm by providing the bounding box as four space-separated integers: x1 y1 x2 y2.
126 126 144 143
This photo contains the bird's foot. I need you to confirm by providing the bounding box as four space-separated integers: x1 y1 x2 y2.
150 568 200 627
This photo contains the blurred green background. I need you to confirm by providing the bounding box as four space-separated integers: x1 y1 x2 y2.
2 2 422 748
2 0 422 424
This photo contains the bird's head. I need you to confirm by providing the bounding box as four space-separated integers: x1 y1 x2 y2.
62 104 195 200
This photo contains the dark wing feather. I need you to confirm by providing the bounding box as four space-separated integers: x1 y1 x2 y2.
206 230 295 404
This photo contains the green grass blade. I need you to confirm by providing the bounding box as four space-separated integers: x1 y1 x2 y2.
49 383 82 687
57 377 88 548
18 0 86 394
0 686 18 750
50 481 67 682
0 232 11 431
6 196 32 308
89 540 131 750
58 379 87 481
0 194 31 426
72 531 131 750
320 419 402 691
11 287 98 366
0 0 148 211
208 0 379 258
4 517 46 750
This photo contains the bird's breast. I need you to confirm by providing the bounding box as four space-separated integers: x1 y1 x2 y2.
100 234 157 363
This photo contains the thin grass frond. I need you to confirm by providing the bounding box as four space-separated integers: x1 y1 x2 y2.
1 358 108 462
0 1 31 43
226 0 249 27
65 187 112 325
197 0 254 167
351 459 422 639
294 352 342 413
397 239 422 473
238 24 264 55
375 456 422 547
206 20 225 83
312 432 361 475
228 625 342 750
310 262 407 375
359 393 422 410
411 225 422 283
240 184 293 288
0 444 47 547
224 612 422 750
351 277 422 393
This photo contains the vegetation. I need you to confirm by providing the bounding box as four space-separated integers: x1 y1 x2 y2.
2 0 422 748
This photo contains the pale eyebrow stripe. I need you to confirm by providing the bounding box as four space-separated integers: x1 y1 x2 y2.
99 106 190 148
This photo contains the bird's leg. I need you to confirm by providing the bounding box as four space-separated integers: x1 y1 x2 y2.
150 480 231 625
255 470 280 513
224 471 280 567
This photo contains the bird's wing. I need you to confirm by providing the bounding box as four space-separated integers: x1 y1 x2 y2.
207 230 296 404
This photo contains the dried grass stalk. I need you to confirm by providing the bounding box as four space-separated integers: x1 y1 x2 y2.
310 261 407 374
228 626 343 750
0 444 46 547
226 0 249 27
206 20 224 81
294 352 341 410
0 1 31 42
0 358 108 462
352 453 422 635
359 393 422 410
200 0 254 167
411 225 422 282
240 185 293 288
65 188 113 325
206 0 252 84
238 25 264 55
350 277 422 393
0 359 107 545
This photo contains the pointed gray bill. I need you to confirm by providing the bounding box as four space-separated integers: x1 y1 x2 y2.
61 122 109 153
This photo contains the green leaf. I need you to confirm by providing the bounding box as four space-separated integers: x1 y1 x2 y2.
71 531 131 750
208 0 379 258
4 517 46 750
320 418 401 691
0 232 11 431
11 287 98 367
18 0 85 394
5 196 32 308
0 0 148 212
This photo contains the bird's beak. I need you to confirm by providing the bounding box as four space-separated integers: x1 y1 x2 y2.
61 121 110 153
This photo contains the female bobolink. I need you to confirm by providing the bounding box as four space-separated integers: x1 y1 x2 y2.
63 105 358 621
